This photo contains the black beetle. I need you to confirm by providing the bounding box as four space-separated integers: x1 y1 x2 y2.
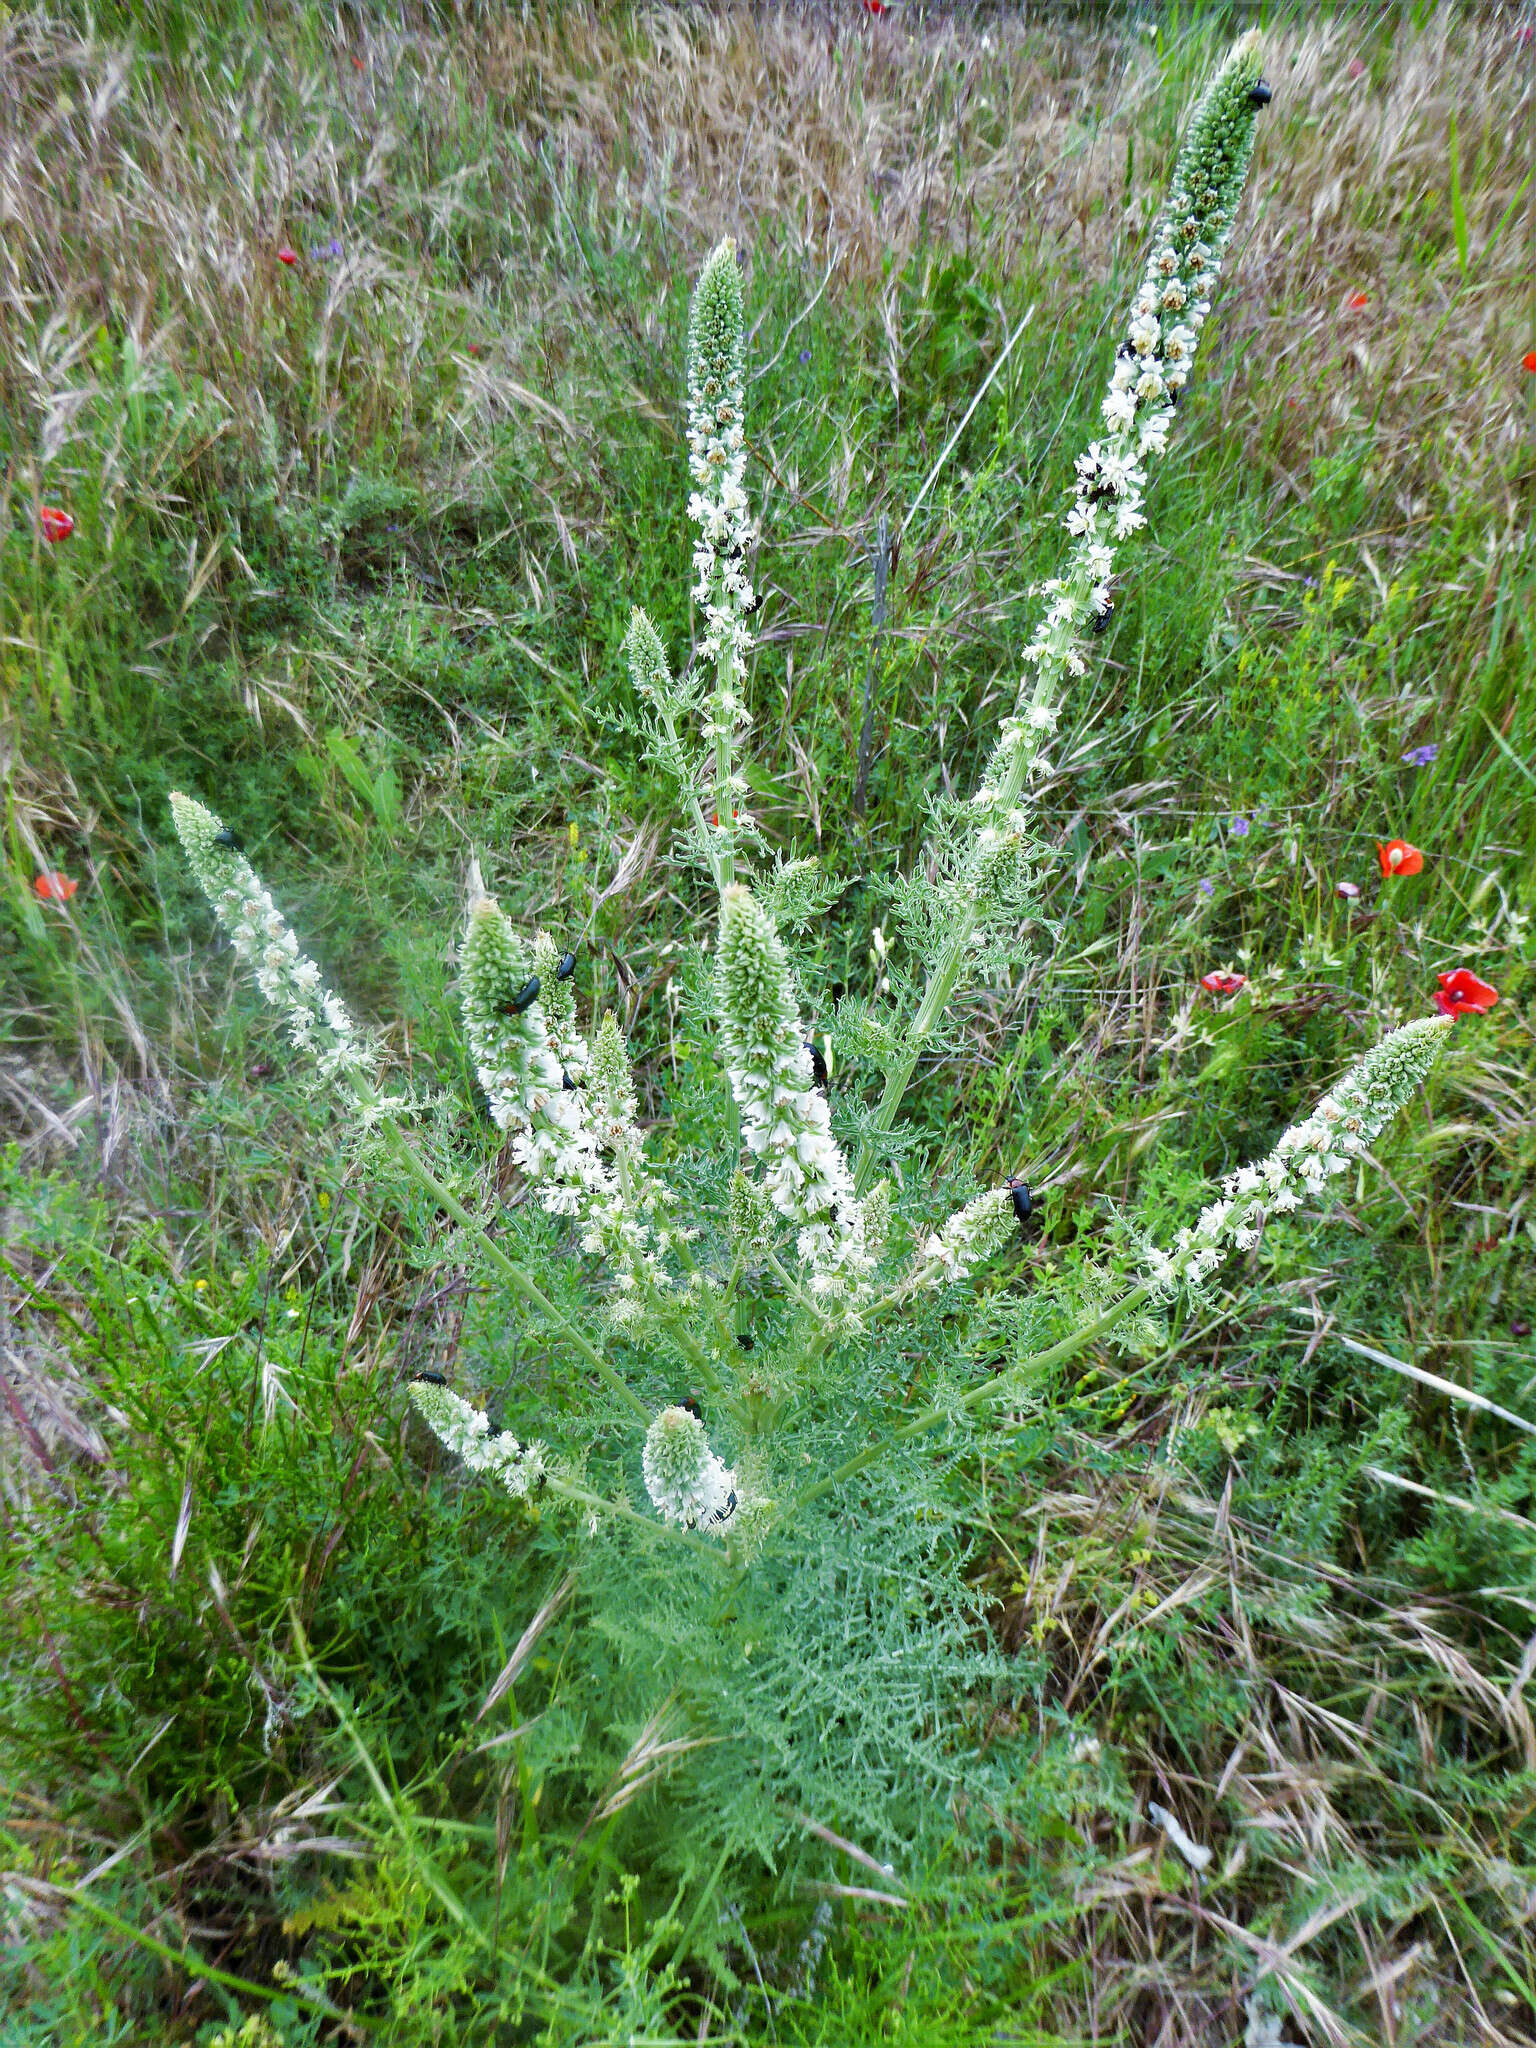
1007 1177 1037 1227
213 827 243 851
805 1040 829 1092
411 1370 448 1386
1248 79 1272 106
1091 602 1115 635
556 951 577 980
509 976 540 1013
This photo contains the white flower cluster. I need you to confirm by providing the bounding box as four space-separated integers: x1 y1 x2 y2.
915 1186 1017 1288
580 1015 690 1325
460 895 580 1160
715 884 873 1305
1143 1016 1453 1295
642 1405 738 1532
459 895 679 1321
169 792 374 1088
972 32 1267 817
408 1379 546 1501
685 239 756 766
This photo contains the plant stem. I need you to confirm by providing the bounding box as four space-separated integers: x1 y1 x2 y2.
854 922 970 1194
375 1120 649 1422
789 1282 1153 1515
852 685 1049 1193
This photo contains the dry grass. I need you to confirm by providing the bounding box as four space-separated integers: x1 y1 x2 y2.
2 6 1530 508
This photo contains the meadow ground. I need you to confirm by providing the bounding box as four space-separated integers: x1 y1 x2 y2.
2 2 1535 2042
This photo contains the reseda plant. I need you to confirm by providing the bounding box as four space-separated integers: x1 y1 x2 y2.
169 34 1465 1851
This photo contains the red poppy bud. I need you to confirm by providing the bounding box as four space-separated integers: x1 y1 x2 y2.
277 245 298 266
33 870 78 901
1376 838 1423 878
1524 351 1536 375
1433 969 1498 1019
1347 291 1369 309
1199 971 1246 996
38 506 75 543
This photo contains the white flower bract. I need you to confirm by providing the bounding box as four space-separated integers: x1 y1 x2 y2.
169 792 374 1088
715 884 872 1306
1144 1016 1453 1295
643 1406 738 1531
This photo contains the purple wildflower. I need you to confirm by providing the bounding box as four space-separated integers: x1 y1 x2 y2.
1401 743 1439 768
799 348 811 364
1230 815 1251 838
1198 878 1215 898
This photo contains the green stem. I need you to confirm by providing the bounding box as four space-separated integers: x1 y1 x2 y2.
376 1121 648 1422
790 1282 1153 1516
852 684 1050 1194
854 921 972 1194
550 1477 729 1559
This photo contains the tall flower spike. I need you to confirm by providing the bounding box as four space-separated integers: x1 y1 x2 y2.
584 1012 685 1311
971 32 1267 825
532 931 587 1084
408 1380 546 1501
169 792 374 1088
686 240 756 842
1142 1015 1453 1295
715 884 872 1303
460 895 678 1321
460 895 569 1153
914 1187 1016 1289
642 1405 737 1532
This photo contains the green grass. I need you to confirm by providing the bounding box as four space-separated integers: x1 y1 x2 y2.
3 3 1535 2043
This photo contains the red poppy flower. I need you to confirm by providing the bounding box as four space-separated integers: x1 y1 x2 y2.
1200 971 1246 996
1433 969 1498 1019
1376 838 1424 877
863 0 888 14
277 245 298 266
1347 291 1369 310
33 870 78 901
38 506 74 543
1524 351 1536 375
